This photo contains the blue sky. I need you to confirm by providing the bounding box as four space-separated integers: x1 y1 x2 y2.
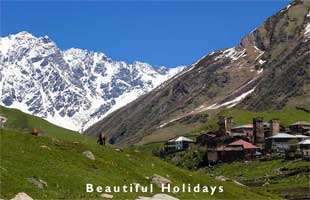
1 1 289 67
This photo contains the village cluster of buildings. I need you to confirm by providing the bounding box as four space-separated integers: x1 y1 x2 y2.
164 116 310 162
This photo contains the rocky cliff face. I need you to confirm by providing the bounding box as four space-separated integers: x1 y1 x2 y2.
0 32 184 131
85 0 310 146
239 0 310 110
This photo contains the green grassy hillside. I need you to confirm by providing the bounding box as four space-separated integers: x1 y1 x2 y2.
206 159 310 200
0 107 274 199
1 130 273 200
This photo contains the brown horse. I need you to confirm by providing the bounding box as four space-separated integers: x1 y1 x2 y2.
32 128 39 136
31 128 45 136
97 132 106 146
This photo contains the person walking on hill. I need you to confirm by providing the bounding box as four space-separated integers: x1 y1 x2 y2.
97 132 106 146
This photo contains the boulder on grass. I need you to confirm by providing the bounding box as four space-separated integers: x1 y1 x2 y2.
40 145 51 150
100 193 113 199
136 193 179 200
82 150 95 160
215 176 227 182
10 192 33 200
26 178 47 188
150 174 171 188
152 194 179 200
262 182 270 187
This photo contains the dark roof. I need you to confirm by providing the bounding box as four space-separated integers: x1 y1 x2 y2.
198 133 217 138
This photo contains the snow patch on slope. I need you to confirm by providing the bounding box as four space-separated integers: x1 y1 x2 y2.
304 22 310 38
303 11 310 39
157 86 257 129
215 47 246 62
207 87 256 110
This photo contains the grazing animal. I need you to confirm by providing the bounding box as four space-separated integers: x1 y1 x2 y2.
31 128 45 136
97 132 106 146
32 128 39 136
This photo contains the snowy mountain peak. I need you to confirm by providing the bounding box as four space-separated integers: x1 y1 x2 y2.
13 31 35 38
0 31 185 132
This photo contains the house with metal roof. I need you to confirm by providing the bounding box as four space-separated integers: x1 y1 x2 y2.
165 136 194 153
298 139 310 159
231 124 253 133
230 124 254 142
289 121 310 136
266 133 308 152
298 139 310 145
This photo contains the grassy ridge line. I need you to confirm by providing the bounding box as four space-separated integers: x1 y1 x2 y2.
0 130 272 200
0 105 96 145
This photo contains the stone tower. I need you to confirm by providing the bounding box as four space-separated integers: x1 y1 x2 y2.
218 116 234 135
218 116 227 134
227 117 234 133
269 119 280 137
253 117 264 148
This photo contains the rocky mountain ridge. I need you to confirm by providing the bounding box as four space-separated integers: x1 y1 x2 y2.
0 32 184 131
85 0 310 146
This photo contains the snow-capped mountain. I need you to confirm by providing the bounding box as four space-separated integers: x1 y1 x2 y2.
0 31 184 131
